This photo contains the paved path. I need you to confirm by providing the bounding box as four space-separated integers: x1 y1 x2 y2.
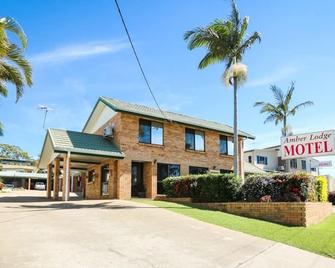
0 190 334 268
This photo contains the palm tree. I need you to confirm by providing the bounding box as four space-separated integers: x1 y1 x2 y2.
254 81 314 137
184 0 261 177
0 17 32 135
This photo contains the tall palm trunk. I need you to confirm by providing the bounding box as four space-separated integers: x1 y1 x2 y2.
233 76 239 178
283 116 289 172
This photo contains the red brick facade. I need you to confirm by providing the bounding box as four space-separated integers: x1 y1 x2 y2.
84 112 244 200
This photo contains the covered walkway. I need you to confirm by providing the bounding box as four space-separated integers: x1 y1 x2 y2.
39 128 124 201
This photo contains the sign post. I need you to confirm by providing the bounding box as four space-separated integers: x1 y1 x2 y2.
281 130 335 159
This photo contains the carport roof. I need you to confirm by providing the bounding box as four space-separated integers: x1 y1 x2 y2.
38 129 125 169
48 128 125 158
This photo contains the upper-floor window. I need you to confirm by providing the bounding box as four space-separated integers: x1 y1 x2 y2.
139 119 163 145
185 128 205 151
301 160 306 170
290 159 297 169
256 155 268 165
248 156 252 163
220 135 233 155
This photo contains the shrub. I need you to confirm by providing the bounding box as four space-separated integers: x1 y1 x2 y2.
328 191 335 205
240 173 317 202
316 176 328 202
163 173 241 202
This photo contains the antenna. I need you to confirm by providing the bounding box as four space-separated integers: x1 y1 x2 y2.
37 105 53 129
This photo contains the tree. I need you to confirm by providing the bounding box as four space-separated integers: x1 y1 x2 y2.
254 81 314 137
0 17 33 135
184 0 261 178
0 143 32 160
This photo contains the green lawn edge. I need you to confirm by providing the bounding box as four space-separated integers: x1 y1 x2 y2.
133 199 335 259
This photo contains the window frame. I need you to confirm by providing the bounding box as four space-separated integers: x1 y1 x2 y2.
220 135 228 155
185 128 205 152
189 166 209 175
290 159 298 169
301 160 306 170
138 119 164 145
256 155 268 165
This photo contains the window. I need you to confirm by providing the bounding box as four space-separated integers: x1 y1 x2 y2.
185 128 205 151
157 163 180 194
88 170 96 183
248 156 252 163
220 169 233 174
189 166 208 175
256 156 268 165
311 167 317 172
139 119 163 145
290 159 297 169
220 136 228 155
301 160 306 170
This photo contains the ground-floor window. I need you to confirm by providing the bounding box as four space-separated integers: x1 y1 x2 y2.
157 163 180 194
220 169 233 174
189 166 208 175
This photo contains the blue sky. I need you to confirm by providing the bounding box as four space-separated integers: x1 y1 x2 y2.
1 0 335 175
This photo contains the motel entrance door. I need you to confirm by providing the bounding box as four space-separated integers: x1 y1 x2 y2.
131 162 145 197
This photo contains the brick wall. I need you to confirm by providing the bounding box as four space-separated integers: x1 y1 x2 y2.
94 112 244 200
197 202 332 226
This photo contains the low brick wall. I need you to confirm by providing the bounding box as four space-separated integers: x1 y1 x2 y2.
158 196 333 226
197 202 333 226
154 195 192 203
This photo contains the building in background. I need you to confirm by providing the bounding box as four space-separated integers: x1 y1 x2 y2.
0 158 46 189
244 145 320 175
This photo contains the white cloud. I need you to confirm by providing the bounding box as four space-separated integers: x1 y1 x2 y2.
246 66 298 87
30 40 128 64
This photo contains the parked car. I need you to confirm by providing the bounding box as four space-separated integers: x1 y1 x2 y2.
34 182 46 190
4 184 15 191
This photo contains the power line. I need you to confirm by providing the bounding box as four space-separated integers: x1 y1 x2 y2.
113 0 169 121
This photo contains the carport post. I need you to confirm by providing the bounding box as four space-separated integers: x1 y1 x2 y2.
46 164 52 198
64 151 71 201
53 158 60 200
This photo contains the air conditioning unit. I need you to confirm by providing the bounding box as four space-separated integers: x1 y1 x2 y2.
103 124 114 138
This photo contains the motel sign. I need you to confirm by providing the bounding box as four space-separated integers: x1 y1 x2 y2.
281 130 335 160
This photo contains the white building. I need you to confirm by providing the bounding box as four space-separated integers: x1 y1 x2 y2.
244 145 320 175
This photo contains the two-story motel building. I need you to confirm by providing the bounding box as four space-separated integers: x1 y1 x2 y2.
38 97 254 200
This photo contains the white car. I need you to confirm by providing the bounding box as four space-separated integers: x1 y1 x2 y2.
34 182 46 190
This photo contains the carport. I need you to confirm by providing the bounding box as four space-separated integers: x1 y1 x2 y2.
38 128 125 201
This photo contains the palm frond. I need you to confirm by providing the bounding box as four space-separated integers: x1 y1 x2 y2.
230 0 240 28
270 85 284 104
0 62 24 102
0 17 27 49
0 81 8 97
198 52 224 69
264 114 277 124
237 31 261 55
0 121 3 136
284 81 295 108
289 101 314 116
6 44 32 86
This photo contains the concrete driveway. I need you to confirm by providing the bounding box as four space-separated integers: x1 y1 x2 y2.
0 191 334 268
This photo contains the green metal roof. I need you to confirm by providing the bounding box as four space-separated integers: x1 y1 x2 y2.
99 97 255 139
48 128 125 158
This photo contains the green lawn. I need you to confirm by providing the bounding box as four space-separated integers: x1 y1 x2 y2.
134 199 335 258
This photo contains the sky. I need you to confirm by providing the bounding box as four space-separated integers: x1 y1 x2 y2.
1 0 335 176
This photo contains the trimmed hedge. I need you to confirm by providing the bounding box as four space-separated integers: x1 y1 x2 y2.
316 176 328 202
240 173 318 202
163 173 241 202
